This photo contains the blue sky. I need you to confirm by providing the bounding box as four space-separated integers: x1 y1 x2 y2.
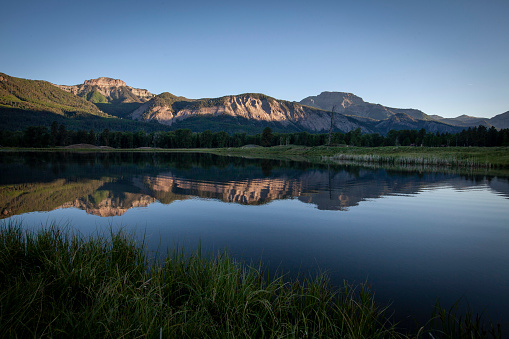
2 0 508 118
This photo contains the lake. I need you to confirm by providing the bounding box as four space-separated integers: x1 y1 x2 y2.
1 151 508 329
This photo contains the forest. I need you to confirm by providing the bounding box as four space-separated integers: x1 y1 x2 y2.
1 122 508 149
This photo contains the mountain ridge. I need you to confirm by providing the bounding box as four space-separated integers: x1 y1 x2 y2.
1 73 507 134
300 91 432 121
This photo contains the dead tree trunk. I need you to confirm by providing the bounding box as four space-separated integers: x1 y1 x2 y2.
328 105 336 146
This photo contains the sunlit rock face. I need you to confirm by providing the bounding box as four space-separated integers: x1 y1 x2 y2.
83 77 127 87
54 77 155 103
129 93 369 133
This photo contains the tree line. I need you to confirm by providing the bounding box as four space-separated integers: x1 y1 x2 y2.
1 122 509 148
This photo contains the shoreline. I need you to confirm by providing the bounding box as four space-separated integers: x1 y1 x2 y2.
2 145 509 175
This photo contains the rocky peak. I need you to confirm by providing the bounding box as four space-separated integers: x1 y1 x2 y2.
83 77 127 87
300 91 365 112
53 77 154 103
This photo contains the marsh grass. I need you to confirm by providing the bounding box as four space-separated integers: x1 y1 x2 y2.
0 222 503 338
213 145 509 169
324 153 492 169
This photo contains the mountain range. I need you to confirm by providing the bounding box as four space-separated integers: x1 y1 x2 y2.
1 72 507 134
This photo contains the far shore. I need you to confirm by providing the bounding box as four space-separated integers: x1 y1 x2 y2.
2 144 509 169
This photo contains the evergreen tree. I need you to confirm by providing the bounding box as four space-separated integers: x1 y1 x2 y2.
261 127 273 147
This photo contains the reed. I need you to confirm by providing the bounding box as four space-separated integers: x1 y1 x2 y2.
0 222 503 338
323 153 492 169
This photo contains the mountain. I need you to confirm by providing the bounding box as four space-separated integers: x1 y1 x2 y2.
488 111 509 129
428 112 509 129
54 77 155 118
300 91 431 121
55 77 154 103
129 92 372 133
300 91 463 133
429 114 493 128
373 113 463 134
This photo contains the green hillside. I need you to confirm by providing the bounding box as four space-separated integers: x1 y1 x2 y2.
0 106 170 132
0 73 109 118
77 85 143 104
94 102 144 119
150 92 194 111
168 115 306 134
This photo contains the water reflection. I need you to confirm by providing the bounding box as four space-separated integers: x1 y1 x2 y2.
1 151 508 218
2 151 509 330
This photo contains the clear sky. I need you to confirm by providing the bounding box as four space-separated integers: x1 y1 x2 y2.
2 0 508 118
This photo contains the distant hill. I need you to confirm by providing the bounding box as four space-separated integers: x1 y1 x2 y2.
429 112 509 129
372 113 463 134
300 91 463 134
429 114 493 128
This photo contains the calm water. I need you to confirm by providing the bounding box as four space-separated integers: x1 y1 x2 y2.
1 151 509 328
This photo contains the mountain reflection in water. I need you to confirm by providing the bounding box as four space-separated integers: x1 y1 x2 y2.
1 151 508 218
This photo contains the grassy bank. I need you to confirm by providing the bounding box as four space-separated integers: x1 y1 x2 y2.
2 145 509 168
0 224 502 338
214 145 509 169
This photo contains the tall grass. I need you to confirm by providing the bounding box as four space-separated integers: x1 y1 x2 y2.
0 222 503 338
323 153 493 169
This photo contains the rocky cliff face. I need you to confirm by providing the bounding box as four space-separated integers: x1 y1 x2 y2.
54 77 154 103
84 77 127 87
130 93 370 133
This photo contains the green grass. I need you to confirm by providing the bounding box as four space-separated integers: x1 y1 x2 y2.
0 223 503 338
213 145 509 169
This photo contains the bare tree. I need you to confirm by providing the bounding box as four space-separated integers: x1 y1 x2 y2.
328 105 336 146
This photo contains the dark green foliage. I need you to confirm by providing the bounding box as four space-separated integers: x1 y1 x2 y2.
3 122 509 152
86 90 108 103
168 114 305 134
261 127 273 147
0 106 170 133
0 73 108 118
94 102 144 118
77 85 142 104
